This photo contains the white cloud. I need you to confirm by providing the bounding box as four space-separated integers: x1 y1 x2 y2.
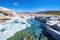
38 9 46 11
35 8 46 11
14 3 19 6
18 9 25 12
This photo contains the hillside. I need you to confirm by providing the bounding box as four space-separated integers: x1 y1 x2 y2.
17 11 60 15
36 11 60 15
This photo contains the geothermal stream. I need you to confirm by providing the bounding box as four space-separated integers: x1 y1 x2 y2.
0 16 40 40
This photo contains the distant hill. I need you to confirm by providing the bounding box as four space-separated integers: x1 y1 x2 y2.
36 11 60 15
17 11 60 15
17 12 31 14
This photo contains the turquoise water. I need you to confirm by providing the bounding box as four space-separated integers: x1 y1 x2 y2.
27 18 47 40
0 17 48 40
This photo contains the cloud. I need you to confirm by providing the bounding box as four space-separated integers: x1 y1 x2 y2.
36 8 46 11
38 9 46 11
14 3 19 6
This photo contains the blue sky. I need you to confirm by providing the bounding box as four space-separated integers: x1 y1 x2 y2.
0 0 60 12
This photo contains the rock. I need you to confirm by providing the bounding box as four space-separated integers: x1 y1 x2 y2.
46 16 60 40
0 7 17 22
35 16 47 23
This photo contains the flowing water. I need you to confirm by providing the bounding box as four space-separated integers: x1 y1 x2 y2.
0 17 51 40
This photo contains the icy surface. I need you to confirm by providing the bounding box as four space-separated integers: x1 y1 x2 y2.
0 17 31 40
